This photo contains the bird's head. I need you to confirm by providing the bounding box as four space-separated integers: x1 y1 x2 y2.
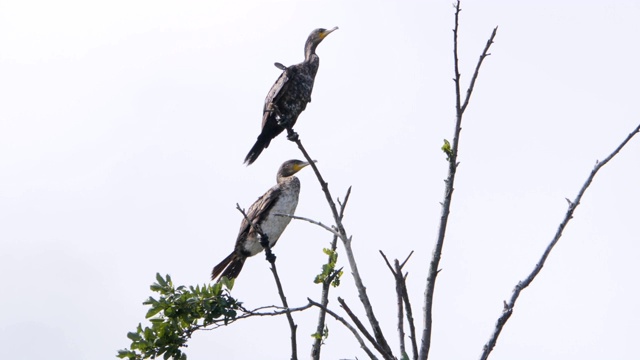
277 159 315 180
305 27 338 57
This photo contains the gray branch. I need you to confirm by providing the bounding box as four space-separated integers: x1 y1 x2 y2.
311 187 351 360
308 298 379 360
291 136 394 359
337 297 390 358
479 122 640 360
419 2 497 359
380 251 417 360
275 213 341 237
196 303 313 331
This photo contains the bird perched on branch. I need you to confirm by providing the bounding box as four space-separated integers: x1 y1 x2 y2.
211 160 313 281
244 27 338 165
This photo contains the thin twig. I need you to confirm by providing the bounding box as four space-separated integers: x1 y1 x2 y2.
479 123 640 360
235 203 298 360
395 260 406 358
378 252 406 356
401 271 418 360
419 2 497 359
196 303 313 331
269 260 299 360
380 251 418 360
337 297 389 358
461 28 498 114
308 298 379 360
276 213 341 237
291 136 394 359
312 187 352 360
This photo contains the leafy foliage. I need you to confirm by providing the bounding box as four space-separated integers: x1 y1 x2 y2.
311 325 329 344
117 273 241 360
314 248 343 287
441 139 452 161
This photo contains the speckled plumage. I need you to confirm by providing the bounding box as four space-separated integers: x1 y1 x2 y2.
244 27 338 165
211 160 311 281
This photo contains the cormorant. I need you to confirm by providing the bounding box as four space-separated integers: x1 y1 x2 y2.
244 27 338 165
211 159 313 281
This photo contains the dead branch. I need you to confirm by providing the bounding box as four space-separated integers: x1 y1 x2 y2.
308 298 378 360
419 2 498 359
276 213 341 237
312 187 352 360
381 251 418 360
337 297 393 359
291 136 394 358
479 122 640 360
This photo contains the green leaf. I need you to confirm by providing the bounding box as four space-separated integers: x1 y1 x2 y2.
117 349 136 359
127 331 142 341
441 139 452 161
143 297 158 306
211 282 221 296
219 276 234 291
156 273 167 287
120 273 242 360
145 305 163 319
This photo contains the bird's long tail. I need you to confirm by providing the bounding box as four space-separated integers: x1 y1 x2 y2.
244 135 271 165
211 252 247 281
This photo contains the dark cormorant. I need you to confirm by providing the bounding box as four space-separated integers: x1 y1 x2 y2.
244 27 338 165
211 160 312 281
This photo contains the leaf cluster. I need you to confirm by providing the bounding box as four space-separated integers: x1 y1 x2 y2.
311 325 329 343
314 248 343 287
117 274 241 360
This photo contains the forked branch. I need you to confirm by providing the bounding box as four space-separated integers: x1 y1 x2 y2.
419 2 498 359
479 123 640 360
290 136 394 359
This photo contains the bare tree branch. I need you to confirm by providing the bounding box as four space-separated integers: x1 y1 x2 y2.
289 135 394 358
479 122 640 360
419 2 497 359
381 251 418 360
337 297 391 359
312 187 352 360
308 298 379 360
401 271 418 360
276 213 341 237
197 303 314 331
269 258 299 360
235 203 299 360
461 28 498 114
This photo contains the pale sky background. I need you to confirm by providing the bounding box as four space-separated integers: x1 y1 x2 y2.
1 1 639 359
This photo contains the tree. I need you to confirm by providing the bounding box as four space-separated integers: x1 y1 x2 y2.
118 2 640 359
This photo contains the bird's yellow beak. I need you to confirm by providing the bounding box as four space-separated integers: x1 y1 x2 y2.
294 160 316 172
320 26 339 39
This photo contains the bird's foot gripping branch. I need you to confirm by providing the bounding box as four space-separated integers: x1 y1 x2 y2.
286 126 299 141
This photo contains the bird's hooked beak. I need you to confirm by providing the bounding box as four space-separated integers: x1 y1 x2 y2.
320 27 339 40
295 160 317 172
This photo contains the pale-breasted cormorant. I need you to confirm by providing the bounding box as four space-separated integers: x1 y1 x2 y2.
211 160 312 281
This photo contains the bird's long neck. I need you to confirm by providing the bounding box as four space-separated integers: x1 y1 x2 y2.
304 41 318 62
277 175 298 186
277 174 288 184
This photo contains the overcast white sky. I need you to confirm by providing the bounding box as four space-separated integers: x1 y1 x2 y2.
1 1 639 359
